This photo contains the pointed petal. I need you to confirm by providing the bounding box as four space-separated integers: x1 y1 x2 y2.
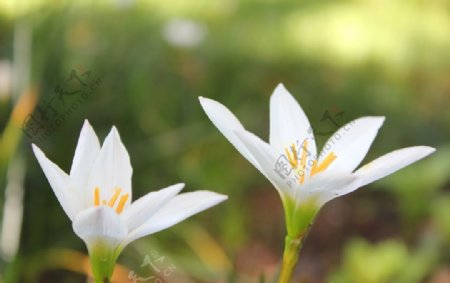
269 84 316 162
70 120 101 191
234 129 295 198
73 206 128 248
32 144 77 220
297 173 357 206
199 96 264 171
86 126 133 209
122 191 227 247
120 183 185 231
286 173 357 236
318 117 385 175
353 146 436 188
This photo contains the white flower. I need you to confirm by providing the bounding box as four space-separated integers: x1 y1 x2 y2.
32 120 227 281
199 84 434 237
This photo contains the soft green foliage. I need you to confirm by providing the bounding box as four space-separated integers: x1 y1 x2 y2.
329 237 441 283
330 239 409 283
379 145 450 230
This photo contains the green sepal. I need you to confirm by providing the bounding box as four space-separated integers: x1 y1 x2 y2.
278 196 320 283
282 196 320 238
88 240 122 283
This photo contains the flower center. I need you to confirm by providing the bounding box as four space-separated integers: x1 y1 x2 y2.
94 187 129 214
284 140 337 184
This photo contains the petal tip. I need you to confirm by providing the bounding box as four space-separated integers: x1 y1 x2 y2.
353 116 386 130
368 116 386 125
108 125 122 142
82 119 91 127
275 82 286 90
31 143 44 156
273 83 289 97
80 119 97 137
198 96 215 109
372 116 386 129
420 146 436 155
378 116 386 123
203 191 228 203
270 83 300 109
173 183 186 191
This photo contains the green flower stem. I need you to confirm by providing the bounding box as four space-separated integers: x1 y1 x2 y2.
89 242 121 283
277 234 304 283
94 277 109 283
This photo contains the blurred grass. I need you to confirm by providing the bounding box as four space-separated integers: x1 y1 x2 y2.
0 0 449 282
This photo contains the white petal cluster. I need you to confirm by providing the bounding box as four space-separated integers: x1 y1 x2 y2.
33 120 227 252
199 84 434 208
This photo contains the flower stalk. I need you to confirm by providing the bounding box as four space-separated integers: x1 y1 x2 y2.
88 242 120 283
278 234 304 283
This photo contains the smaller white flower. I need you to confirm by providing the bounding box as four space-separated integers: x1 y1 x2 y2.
199 84 434 237
32 120 227 281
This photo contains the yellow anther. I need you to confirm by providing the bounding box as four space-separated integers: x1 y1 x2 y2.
94 187 100 206
299 140 308 184
108 188 122 208
284 145 297 168
316 152 337 173
116 194 129 214
310 160 318 177
290 144 298 167
284 140 337 184
93 186 128 214
300 141 308 167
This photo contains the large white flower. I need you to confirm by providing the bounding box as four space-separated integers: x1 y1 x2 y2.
32 120 227 281
199 84 434 237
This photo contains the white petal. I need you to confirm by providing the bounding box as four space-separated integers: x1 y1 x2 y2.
32 144 77 220
297 173 357 206
86 126 133 209
199 97 264 172
122 191 227 247
353 146 436 188
234 129 295 198
73 206 128 248
269 84 316 164
120 183 184 231
70 120 101 191
318 117 385 175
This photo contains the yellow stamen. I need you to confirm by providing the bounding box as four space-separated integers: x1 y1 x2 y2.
94 187 100 206
116 194 129 214
299 140 308 184
108 188 122 207
284 145 297 168
316 152 337 173
310 160 318 177
290 144 298 167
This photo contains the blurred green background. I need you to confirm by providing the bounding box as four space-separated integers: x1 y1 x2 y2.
0 0 449 282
